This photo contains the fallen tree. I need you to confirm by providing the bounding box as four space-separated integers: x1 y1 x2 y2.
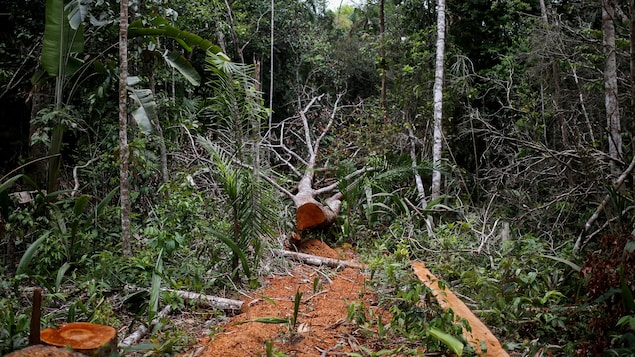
260 94 368 232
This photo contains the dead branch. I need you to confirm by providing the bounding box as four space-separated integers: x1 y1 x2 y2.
119 305 172 348
574 154 635 253
72 158 98 196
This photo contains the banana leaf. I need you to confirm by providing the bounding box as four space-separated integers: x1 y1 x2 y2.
163 50 201 86
41 0 85 77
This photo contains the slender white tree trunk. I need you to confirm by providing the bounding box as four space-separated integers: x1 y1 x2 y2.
119 0 131 256
431 0 446 199
603 0 622 175
630 0 635 192
379 0 386 118
269 0 274 130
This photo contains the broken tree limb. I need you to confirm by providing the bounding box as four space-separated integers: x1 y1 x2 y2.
273 249 366 269
119 305 171 348
161 288 244 312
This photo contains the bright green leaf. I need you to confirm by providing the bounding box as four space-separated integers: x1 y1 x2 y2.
429 327 464 356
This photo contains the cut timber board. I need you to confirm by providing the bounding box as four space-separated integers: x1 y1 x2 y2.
411 261 509 357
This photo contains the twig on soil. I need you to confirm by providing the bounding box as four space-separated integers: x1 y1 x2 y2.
305 290 328 302
315 346 349 356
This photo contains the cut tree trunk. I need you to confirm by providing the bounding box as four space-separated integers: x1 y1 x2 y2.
40 322 117 357
293 181 342 231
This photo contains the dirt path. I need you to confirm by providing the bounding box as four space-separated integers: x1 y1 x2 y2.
184 241 508 357
194 239 383 356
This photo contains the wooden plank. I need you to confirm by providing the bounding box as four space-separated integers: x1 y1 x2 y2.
411 261 509 357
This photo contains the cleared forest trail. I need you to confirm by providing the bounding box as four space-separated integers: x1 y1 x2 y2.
188 240 507 356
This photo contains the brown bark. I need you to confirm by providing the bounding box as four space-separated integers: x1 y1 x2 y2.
40 322 117 357
603 0 623 175
29 288 41 346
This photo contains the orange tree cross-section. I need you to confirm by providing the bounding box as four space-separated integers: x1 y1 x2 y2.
40 322 117 357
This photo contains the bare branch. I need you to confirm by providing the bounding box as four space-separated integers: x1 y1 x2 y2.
299 94 324 157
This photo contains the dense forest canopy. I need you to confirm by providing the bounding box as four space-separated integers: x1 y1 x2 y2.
1 0 635 355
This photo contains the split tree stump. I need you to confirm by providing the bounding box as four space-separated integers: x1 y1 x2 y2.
40 322 117 357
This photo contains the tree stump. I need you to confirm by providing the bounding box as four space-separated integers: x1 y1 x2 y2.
5 345 86 357
40 322 117 357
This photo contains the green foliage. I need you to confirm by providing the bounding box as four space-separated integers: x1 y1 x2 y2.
41 0 85 78
361 248 472 354
0 297 30 354
429 327 464 356
239 288 303 340
198 138 275 287
129 17 223 55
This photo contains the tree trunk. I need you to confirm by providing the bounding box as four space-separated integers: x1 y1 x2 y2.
431 0 446 199
630 0 635 193
407 125 427 209
268 0 274 130
119 0 132 256
293 174 342 231
603 0 622 176
379 0 386 120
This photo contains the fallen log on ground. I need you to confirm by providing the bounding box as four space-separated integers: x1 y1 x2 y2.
161 288 244 312
119 305 171 348
411 261 508 357
273 249 366 269
125 285 243 312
